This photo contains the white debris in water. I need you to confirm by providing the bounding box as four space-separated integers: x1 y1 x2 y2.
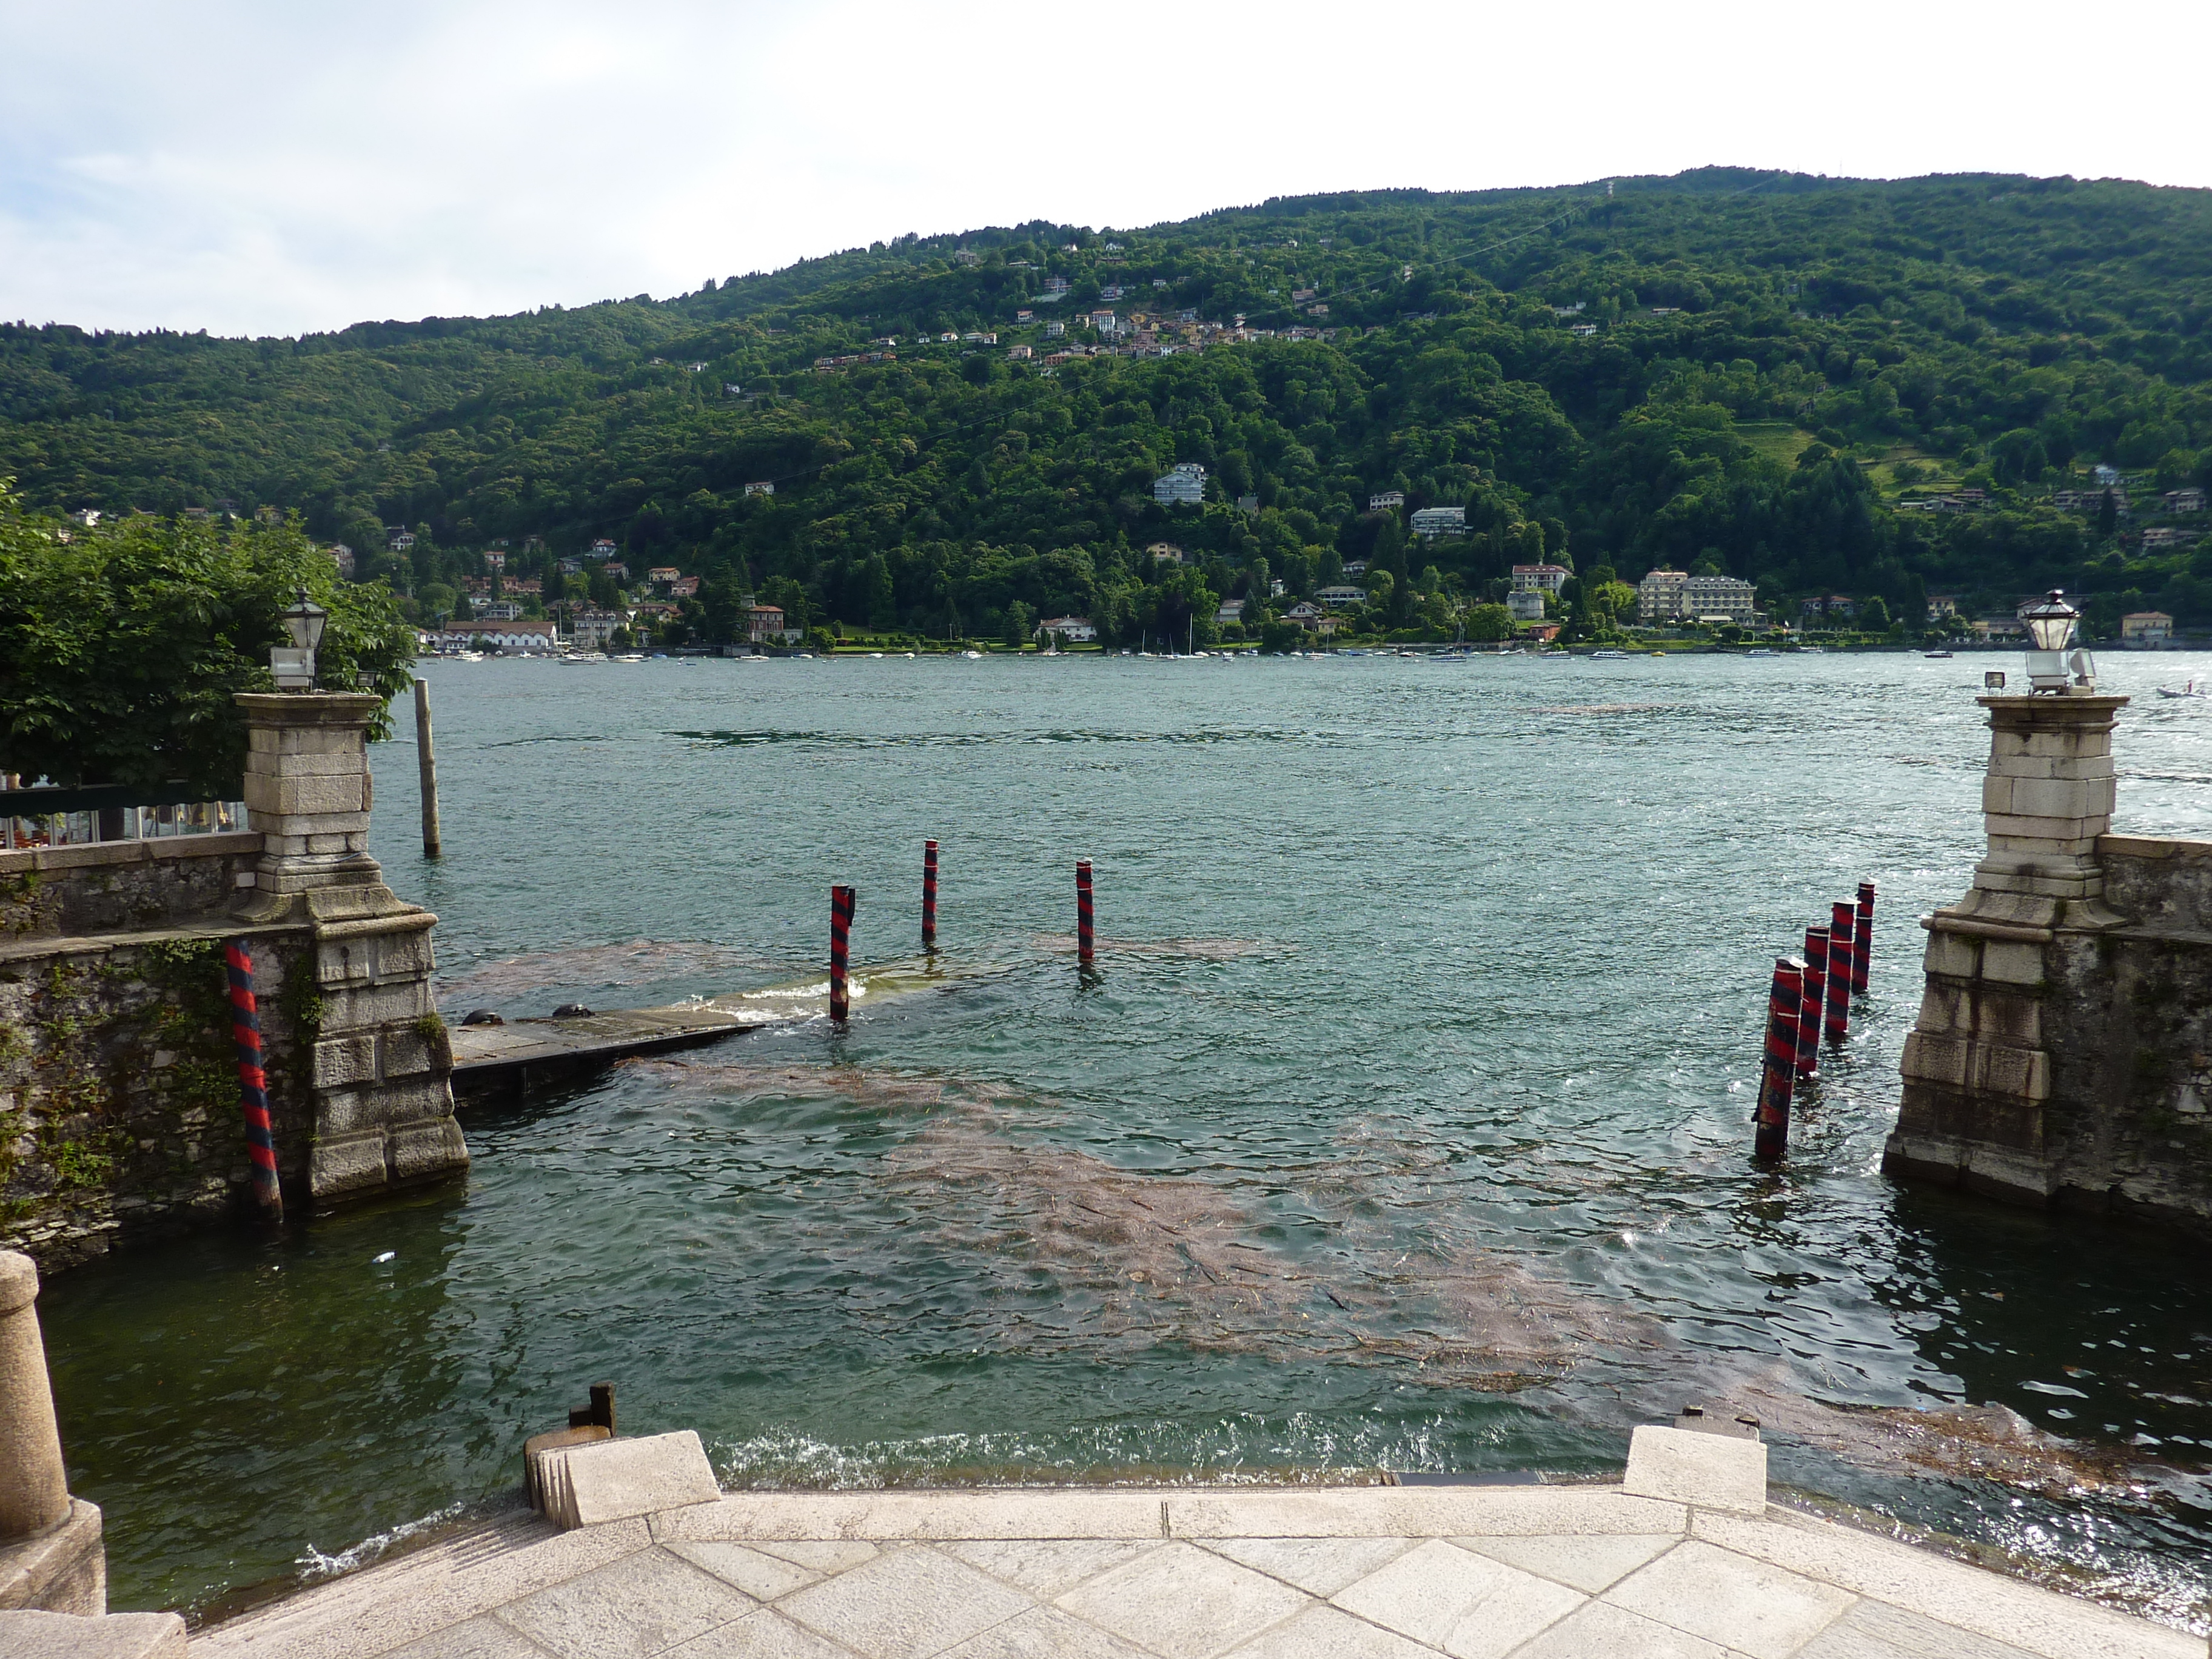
373 1252 396 1265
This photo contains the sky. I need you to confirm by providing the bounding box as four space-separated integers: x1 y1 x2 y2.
3 0 2207 340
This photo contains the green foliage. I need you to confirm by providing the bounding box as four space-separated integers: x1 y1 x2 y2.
0 489 415 792
2 170 2210 648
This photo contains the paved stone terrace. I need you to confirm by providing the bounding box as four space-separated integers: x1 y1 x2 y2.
190 1486 2196 1659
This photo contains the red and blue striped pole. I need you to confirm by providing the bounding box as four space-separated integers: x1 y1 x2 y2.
921 840 939 952
224 941 283 1221
1824 900 1855 1047
1853 880 1875 996
830 886 856 1021
1076 860 1095 965
1754 957 1803 1162
1794 926 1828 1081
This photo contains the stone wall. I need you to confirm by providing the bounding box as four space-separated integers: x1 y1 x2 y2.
0 916 316 1269
1 834 260 940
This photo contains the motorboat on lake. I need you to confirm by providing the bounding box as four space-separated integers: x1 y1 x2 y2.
2155 679 2207 699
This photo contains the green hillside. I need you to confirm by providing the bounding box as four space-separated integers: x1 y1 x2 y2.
4 167 2210 645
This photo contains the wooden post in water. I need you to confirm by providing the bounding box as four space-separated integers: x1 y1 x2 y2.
1754 957 1803 1162
414 678 443 859
1795 927 1828 1081
1853 881 1876 996
830 885 856 1021
1825 900 1855 1047
224 942 283 1221
922 840 939 951
1076 860 1095 964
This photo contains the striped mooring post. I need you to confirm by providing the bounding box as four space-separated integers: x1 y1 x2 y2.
1794 926 1829 1081
224 942 283 1221
1754 957 1804 1162
1076 859 1096 965
1853 880 1876 996
921 840 939 951
1825 900 1856 1047
829 885 856 1021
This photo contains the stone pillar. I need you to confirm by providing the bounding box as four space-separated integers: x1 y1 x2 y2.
0 1250 104 1614
0 1255 69 1538
1885 694 2128 1204
233 694 469 1203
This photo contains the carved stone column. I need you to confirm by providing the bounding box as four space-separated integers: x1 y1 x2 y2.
1885 694 2128 1204
233 694 469 1202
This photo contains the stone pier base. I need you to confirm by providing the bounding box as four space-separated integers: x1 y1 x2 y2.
233 694 468 1203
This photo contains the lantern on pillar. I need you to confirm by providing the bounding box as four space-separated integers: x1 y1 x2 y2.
272 588 328 689
2018 589 2093 694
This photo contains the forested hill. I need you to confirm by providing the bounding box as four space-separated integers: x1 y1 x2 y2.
4 167 2211 644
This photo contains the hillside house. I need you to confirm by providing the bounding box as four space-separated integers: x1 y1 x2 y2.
2164 488 2207 514
1410 506 1466 539
669 577 700 599
1368 491 1405 511
1037 615 1097 642
1215 598 1245 626
745 481 775 497
1507 589 1547 622
328 543 355 577
1316 585 1369 609
1147 543 1186 564
1511 563 1571 595
647 566 683 587
2122 611 2175 646
1153 465 1205 506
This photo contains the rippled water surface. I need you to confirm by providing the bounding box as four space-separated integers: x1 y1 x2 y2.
39 651 2212 1627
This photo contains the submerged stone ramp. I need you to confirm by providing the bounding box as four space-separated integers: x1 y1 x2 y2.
447 960 973 1094
187 1441 2193 1658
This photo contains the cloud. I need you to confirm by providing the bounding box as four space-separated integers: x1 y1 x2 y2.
1 0 2205 337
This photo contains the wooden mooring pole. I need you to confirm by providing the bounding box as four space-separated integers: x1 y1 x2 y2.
1076 860 1095 964
922 840 939 951
224 942 284 1221
1754 957 1803 1163
1825 901 1855 1047
414 678 443 859
830 885 856 1021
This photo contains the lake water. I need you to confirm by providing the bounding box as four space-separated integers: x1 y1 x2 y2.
38 649 2212 1630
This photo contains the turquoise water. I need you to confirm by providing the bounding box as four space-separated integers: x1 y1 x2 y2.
39 650 2212 1629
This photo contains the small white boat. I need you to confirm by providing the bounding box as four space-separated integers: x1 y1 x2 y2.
1590 649 1628 660
1923 649 1953 659
1746 649 1774 658
962 651 984 660
2154 679 2208 700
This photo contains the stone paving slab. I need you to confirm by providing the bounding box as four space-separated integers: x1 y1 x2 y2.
189 1483 2198 1659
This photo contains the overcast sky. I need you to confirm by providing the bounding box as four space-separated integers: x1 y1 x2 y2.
3 0 2205 339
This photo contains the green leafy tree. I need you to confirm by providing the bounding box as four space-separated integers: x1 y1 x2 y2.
0 487 413 793
1464 603 1513 641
